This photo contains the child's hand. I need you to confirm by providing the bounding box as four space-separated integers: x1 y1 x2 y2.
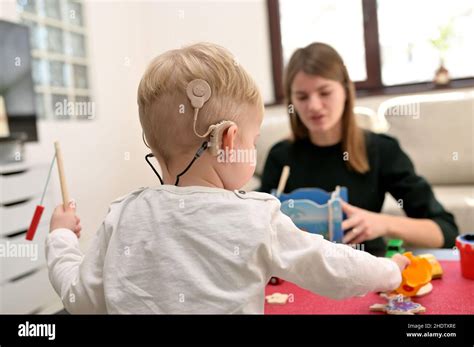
391 253 410 272
50 200 82 238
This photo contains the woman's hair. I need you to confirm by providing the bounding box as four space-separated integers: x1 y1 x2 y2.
283 42 369 174
137 42 263 163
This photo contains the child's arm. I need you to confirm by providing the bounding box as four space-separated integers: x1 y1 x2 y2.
269 206 405 300
46 203 109 313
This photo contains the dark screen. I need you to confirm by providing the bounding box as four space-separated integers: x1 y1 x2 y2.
0 20 38 142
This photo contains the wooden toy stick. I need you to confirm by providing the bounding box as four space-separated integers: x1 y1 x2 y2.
54 141 70 209
276 165 290 197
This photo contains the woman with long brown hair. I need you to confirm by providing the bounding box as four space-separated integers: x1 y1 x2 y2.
260 42 458 254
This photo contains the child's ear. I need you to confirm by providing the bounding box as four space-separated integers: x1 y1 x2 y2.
221 124 238 151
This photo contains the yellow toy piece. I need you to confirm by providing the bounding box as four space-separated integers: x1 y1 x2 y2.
418 253 443 279
396 252 432 297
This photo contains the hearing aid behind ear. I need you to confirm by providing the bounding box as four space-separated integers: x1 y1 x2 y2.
187 79 236 156
208 120 236 156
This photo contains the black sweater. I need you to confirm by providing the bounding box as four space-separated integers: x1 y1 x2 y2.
259 131 458 253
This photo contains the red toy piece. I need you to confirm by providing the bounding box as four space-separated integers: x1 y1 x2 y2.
456 234 474 280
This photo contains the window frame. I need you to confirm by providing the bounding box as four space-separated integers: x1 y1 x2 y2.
267 0 474 104
18 0 92 120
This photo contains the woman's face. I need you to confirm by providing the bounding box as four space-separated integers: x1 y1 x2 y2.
291 71 346 136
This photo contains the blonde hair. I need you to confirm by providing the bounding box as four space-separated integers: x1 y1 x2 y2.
284 42 369 174
137 42 263 163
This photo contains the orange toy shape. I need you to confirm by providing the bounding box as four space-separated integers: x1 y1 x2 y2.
396 252 432 297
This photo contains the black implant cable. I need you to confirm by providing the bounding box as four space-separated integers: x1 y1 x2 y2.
145 153 164 185
144 141 209 186
174 141 209 186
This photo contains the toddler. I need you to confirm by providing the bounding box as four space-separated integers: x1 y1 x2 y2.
47 42 409 313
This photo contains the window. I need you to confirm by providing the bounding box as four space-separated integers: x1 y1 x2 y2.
279 0 367 82
268 0 474 102
378 0 474 85
17 0 92 120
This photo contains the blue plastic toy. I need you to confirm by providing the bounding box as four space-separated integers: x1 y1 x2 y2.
271 186 348 243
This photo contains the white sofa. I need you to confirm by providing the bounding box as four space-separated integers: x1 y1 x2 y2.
245 90 474 234
381 91 474 234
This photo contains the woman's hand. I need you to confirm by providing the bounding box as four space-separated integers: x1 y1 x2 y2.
341 201 390 244
50 200 82 238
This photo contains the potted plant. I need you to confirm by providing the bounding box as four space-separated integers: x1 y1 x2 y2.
429 20 454 86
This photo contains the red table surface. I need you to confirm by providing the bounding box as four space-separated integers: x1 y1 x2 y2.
265 261 474 314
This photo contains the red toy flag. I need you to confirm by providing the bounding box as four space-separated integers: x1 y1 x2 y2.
25 205 44 241
25 152 56 241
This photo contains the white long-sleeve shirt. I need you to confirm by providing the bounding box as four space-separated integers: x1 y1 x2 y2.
46 185 401 314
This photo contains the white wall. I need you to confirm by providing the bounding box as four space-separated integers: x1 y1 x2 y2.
139 0 274 103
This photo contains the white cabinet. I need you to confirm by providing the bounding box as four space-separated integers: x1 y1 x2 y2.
0 161 62 313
